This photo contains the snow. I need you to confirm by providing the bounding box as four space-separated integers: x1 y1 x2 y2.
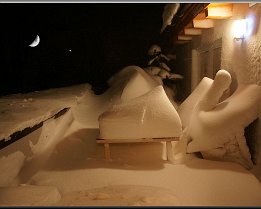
119 66 160 102
0 185 61 206
0 151 25 187
0 83 90 141
0 68 261 206
99 66 181 140
186 70 261 169
99 85 182 139
177 76 213 129
72 66 161 129
54 185 180 206
161 3 180 33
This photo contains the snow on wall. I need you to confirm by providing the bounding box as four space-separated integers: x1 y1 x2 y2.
197 3 261 86
186 70 261 169
187 3 261 179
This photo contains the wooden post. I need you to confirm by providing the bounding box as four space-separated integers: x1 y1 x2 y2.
96 137 179 162
104 143 111 161
166 141 175 163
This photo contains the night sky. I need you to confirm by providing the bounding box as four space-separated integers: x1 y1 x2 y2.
0 3 166 95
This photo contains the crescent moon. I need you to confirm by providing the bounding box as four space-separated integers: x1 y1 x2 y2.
29 35 40 47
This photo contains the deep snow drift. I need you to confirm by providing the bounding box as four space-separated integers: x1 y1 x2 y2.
186 70 261 170
0 83 90 141
99 85 182 140
0 67 261 206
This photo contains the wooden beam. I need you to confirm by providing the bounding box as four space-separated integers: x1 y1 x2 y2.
97 137 179 162
193 18 214 28
185 21 194 28
194 11 207 20
178 35 193 41
175 40 190 44
161 3 209 48
184 28 202 35
206 3 233 19
97 137 179 144
171 3 209 33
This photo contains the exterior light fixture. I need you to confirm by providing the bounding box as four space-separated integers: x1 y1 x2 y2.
232 19 247 40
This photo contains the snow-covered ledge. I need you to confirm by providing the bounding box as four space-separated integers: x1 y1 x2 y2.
0 83 90 147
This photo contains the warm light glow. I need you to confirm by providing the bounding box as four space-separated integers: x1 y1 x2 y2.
193 19 214 28
178 35 192 41
194 11 206 20
232 19 247 39
206 3 233 19
245 14 255 37
184 28 202 35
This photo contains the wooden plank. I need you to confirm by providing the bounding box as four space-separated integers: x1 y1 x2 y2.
175 40 190 45
178 35 193 41
206 3 233 19
163 3 209 46
96 137 179 144
193 19 214 28
104 143 111 161
166 141 175 162
194 11 207 20
96 137 179 162
184 28 202 35
185 21 194 28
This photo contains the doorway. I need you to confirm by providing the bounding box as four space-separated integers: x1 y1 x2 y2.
191 38 222 91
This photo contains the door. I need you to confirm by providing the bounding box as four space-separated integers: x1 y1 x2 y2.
191 38 222 91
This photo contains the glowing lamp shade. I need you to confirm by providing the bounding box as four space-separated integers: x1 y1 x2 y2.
232 19 247 39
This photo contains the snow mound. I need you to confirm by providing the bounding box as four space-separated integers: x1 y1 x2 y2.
177 77 213 129
0 185 61 206
15 110 75 184
108 65 160 102
0 151 25 187
186 70 261 169
120 67 160 102
73 66 161 128
30 109 74 156
99 85 182 139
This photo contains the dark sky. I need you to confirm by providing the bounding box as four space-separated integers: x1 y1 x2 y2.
0 3 166 95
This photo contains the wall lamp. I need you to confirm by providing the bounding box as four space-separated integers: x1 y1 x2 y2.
232 19 247 40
